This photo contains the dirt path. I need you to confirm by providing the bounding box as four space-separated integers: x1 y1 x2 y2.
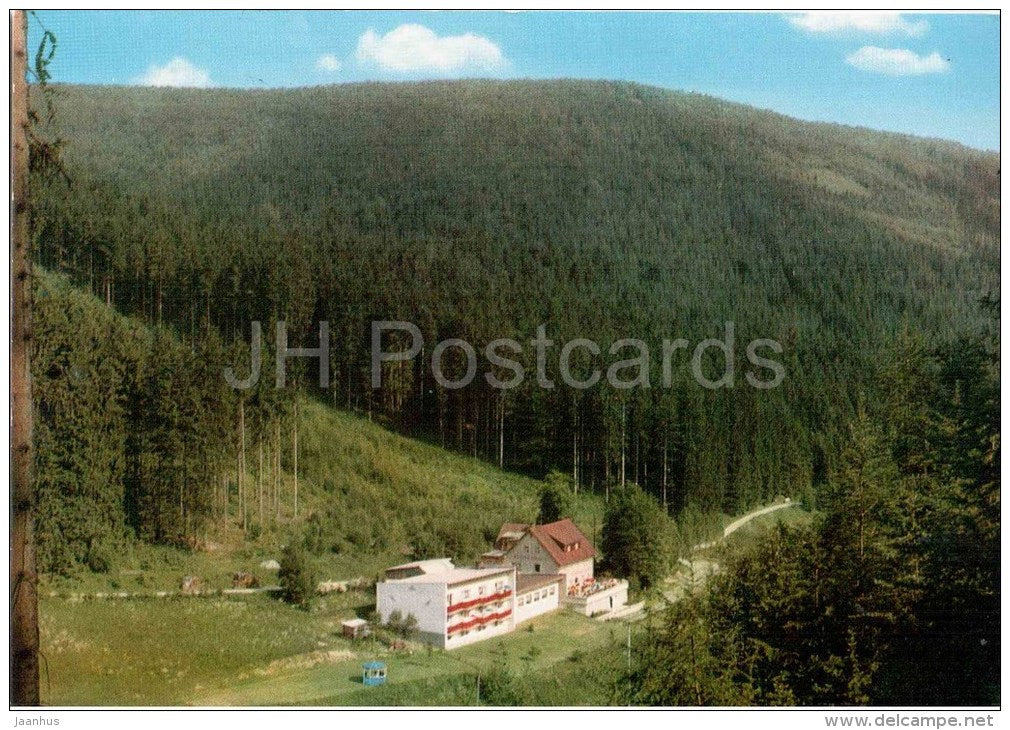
689 499 793 551
720 500 793 540
45 576 370 602
662 500 794 604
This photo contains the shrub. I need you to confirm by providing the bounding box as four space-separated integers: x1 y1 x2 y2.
278 542 317 607
385 610 419 640
86 543 113 573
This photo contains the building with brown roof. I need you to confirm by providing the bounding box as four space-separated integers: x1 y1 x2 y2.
496 518 596 591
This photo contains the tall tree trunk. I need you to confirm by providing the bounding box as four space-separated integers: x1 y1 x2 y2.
662 438 669 512
620 404 626 489
292 399 299 518
238 399 246 531
258 437 264 526
156 276 163 325
498 396 504 468
604 433 611 502
572 406 579 494
274 419 281 520
11 10 40 705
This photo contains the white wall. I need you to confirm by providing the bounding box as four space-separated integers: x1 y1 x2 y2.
580 582 629 617
377 569 520 650
376 580 447 646
514 581 561 624
507 535 594 591
558 558 594 591
444 570 516 650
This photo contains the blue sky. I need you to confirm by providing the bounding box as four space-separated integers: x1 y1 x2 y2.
29 10 999 150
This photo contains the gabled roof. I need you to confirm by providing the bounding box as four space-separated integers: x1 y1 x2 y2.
495 518 596 566
527 518 596 567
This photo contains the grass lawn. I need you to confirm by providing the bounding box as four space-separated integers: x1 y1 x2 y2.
39 591 625 706
35 396 800 707
194 609 623 706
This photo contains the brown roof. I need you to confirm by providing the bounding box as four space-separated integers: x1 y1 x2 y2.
528 519 596 567
516 573 564 595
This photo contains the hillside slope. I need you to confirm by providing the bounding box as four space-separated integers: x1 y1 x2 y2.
33 79 1000 521
34 269 614 581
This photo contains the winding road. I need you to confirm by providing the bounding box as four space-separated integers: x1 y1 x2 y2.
660 499 796 606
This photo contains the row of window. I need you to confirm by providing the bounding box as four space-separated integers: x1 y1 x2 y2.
517 585 556 606
449 600 506 619
448 580 510 605
448 619 507 641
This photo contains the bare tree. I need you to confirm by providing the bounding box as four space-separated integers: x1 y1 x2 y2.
11 9 40 706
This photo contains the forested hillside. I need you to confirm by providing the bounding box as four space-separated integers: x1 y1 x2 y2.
31 79 999 565
34 269 617 578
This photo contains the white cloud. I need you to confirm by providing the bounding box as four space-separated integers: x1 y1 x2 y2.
788 12 928 36
356 24 506 74
316 54 342 72
845 46 950 76
135 57 212 88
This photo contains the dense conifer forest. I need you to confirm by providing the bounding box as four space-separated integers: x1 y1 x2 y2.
30 80 998 579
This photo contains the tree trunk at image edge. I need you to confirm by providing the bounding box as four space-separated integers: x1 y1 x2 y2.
11 9 40 706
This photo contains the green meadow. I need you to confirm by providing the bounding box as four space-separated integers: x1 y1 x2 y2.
40 591 629 706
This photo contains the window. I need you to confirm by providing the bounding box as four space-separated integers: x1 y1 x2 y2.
463 589 470 599
478 585 485 596
534 563 541 573
549 586 556 596
534 593 539 602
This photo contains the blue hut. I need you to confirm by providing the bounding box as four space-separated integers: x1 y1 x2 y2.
362 660 387 686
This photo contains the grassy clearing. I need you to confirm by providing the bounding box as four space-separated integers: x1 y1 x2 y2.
40 592 624 706
37 395 801 706
39 499 805 706
38 397 616 706
199 610 622 706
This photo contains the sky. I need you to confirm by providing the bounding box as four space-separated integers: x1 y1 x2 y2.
28 10 1000 150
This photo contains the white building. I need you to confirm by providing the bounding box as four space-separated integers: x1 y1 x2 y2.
375 559 516 649
514 573 564 624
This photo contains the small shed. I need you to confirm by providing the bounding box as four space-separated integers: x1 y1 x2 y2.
342 618 370 639
362 660 387 686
